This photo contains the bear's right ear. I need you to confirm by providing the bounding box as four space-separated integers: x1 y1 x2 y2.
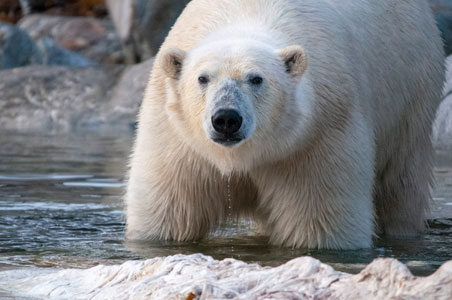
160 48 187 80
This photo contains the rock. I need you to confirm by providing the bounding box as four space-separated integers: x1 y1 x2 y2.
0 56 152 131
0 65 124 131
0 21 42 69
105 0 132 41
331 258 452 300
106 0 190 62
433 55 452 149
18 14 124 64
36 37 93 66
1 254 451 299
430 0 452 12
0 20 94 69
435 12 452 56
105 57 154 127
430 0 452 55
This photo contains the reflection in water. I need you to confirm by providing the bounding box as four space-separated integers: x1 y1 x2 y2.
0 130 451 279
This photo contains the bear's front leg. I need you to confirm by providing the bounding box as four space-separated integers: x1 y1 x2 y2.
250 122 376 249
126 140 227 241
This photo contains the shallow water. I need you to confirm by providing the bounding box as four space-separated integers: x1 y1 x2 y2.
0 130 451 288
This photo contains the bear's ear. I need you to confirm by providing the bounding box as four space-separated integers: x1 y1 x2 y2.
160 48 187 79
277 45 308 78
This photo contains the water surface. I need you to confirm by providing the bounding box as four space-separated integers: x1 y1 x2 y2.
0 130 451 286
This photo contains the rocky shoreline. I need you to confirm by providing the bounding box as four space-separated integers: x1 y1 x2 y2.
1 254 451 299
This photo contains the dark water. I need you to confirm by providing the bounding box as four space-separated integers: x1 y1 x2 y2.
0 131 451 277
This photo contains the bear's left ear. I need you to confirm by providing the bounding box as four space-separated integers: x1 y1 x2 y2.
160 48 187 80
277 45 308 78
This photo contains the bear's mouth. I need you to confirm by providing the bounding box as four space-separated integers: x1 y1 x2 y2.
212 136 243 147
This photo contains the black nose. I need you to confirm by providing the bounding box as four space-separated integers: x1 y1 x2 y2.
211 109 243 135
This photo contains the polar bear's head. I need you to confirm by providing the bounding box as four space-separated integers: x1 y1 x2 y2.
159 40 312 173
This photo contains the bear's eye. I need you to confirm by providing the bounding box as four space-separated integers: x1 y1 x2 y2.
249 76 263 85
198 76 209 85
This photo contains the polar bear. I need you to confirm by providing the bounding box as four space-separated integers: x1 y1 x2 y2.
126 0 445 249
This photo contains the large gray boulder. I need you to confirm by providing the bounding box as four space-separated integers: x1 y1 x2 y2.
106 0 190 62
105 57 154 127
434 12 452 56
0 21 42 69
433 55 452 149
36 37 93 67
0 20 94 69
0 56 154 131
0 65 124 131
18 14 125 64
430 0 452 55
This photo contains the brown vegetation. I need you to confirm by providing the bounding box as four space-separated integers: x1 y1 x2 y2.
0 0 21 23
0 0 107 24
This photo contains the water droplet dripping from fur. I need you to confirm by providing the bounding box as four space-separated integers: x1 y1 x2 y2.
227 176 235 253
227 176 232 222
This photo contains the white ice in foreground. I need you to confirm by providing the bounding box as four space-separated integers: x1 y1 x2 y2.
2 254 452 300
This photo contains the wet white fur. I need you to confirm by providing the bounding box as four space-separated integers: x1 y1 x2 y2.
126 0 445 249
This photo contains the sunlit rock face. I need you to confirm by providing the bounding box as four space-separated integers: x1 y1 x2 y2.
1 254 451 300
0 65 124 131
